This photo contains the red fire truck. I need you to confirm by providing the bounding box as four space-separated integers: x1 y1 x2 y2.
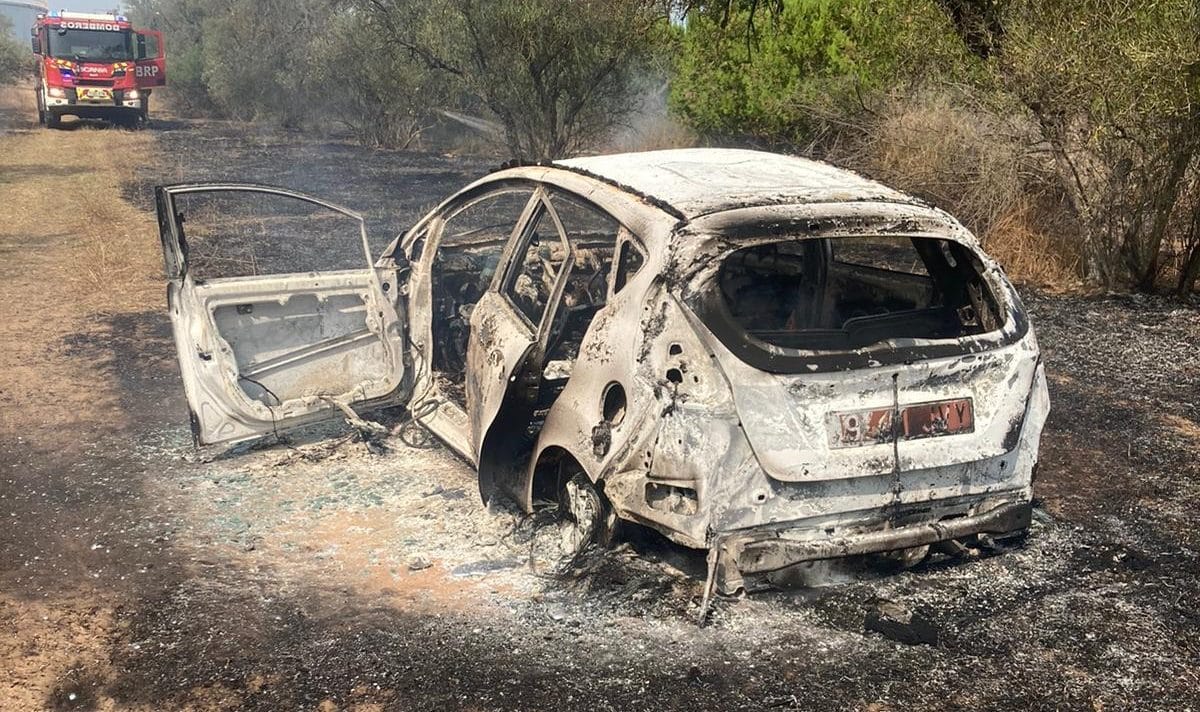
30 10 166 128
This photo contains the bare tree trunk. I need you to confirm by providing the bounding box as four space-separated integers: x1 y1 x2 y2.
1176 204 1200 296
1132 139 1195 291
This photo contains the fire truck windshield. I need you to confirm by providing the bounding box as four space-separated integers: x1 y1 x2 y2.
47 28 134 62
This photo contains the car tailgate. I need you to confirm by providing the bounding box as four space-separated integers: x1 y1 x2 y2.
708 338 1042 482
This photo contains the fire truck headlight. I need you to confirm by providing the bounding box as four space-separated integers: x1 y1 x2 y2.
126 90 139 100
47 87 66 98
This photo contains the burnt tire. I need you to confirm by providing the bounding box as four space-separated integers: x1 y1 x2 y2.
559 471 619 551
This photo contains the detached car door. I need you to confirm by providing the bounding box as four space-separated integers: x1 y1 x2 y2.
157 184 408 446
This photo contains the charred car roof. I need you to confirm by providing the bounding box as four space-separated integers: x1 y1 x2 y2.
554 148 913 220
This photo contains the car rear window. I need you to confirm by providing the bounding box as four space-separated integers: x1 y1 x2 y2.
711 236 1003 353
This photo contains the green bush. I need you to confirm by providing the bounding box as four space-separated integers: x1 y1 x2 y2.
0 16 34 81
670 0 976 145
306 9 448 148
370 0 673 158
198 0 326 125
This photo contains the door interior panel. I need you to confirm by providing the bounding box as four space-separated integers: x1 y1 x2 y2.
158 184 407 446
191 272 398 409
211 289 387 405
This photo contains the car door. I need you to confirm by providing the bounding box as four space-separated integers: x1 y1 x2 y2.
157 183 408 446
134 29 166 87
466 188 572 500
388 183 539 463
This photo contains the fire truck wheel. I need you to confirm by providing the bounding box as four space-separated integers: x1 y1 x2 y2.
45 112 62 129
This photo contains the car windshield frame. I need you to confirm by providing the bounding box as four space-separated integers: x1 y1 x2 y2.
48 27 134 62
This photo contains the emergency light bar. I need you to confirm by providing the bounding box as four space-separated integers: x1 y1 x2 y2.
49 10 128 22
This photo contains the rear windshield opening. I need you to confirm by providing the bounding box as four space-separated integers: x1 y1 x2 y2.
716 236 1003 352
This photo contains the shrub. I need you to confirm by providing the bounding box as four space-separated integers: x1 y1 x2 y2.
998 0 1200 290
0 15 34 81
371 0 674 159
306 9 447 148
670 0 978 146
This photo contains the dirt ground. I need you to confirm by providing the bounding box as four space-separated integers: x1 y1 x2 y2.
2 87 1199 711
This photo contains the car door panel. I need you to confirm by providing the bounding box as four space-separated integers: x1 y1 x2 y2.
466 291 540 456
390 184 541 464
135 29 166 87
158 184 407 446
466 191 573 504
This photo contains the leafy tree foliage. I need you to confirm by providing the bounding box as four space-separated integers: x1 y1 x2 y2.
307 8 454 148
129 0 669 159
673 0 1200 292
0 15 33 80
671 0 975 145
371 0 672 158
998 0 1200 289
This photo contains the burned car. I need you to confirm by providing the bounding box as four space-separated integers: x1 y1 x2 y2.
157 148 1049 596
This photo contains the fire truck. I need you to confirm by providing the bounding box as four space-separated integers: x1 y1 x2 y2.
30 10 166 128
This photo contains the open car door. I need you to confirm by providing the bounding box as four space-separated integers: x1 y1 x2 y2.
157 184 408 446
466 189 572 505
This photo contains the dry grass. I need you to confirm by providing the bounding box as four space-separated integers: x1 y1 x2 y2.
834 89 1083 287
0 85 164 442
845 90 1028 232
982 198 1082 288
0 86 162 314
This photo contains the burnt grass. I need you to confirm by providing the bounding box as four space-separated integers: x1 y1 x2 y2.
3 116 1200 711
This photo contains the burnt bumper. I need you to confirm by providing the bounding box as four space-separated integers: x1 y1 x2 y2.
713 500 1032 594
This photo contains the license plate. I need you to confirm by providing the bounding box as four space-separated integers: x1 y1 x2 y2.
77 88 112 102
829 398 974 449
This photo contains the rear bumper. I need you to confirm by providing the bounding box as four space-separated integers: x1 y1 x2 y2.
713 499 1032 594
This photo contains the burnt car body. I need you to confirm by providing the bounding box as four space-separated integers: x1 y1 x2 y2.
157 148 1049 593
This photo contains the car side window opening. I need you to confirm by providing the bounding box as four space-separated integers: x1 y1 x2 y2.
612 238 645 295
714 235 1002 352
543 194 622 371
429 188 536 407
503 205 570 327
170 190 368 280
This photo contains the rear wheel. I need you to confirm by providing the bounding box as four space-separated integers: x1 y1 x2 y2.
530 460 619 571
558 471 616 552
